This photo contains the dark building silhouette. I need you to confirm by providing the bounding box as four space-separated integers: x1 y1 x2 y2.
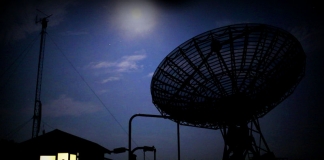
16 129 111 160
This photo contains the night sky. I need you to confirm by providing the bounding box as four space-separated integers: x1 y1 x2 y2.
1 0 323 159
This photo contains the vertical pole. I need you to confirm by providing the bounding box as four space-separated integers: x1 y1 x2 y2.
129 115 134 160
177 122 180 160
221 127 228 160
128 114 171 160
32 17 48 139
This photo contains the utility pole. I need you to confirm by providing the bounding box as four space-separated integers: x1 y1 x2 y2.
32 12 51 139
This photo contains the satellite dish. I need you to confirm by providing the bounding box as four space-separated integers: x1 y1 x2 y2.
150 23 305 159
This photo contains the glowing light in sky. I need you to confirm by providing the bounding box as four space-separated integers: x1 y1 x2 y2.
112 1 158 38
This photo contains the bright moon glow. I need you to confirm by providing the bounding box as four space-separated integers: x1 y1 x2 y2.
113 1 158 38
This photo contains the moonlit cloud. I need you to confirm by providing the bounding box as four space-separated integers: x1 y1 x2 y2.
90 61 117 69
87 50 147 83
88 51 147 73
43 94 102 117
101 76 120 83
147 72 154 77
97 89 109 94
116 54 146 72
62 30 88 36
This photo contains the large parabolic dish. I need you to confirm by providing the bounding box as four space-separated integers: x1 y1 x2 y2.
150 23 305 129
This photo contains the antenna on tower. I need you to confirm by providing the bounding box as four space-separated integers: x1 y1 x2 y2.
36 9 52 18
35 9 52 28
32 9 52 139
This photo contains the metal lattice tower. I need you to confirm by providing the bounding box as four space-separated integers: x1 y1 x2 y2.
150 23 305 159
32 15 50 139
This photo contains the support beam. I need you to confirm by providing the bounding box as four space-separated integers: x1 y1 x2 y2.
221 118 275 160
177 122 180 160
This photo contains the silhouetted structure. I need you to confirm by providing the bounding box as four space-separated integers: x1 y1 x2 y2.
150 23 305 160
32 12 52 138
17 129 111 160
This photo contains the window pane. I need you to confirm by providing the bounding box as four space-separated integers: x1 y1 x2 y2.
57 153 69 160
70 154 76 160
40 155 56 160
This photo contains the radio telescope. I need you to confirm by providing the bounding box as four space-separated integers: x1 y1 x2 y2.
150 23 305 159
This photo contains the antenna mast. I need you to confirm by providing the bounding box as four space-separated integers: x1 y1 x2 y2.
32 11 51 138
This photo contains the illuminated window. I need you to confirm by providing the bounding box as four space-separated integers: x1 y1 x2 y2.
40 155 56 160
70 154 76 160
57 153 69 160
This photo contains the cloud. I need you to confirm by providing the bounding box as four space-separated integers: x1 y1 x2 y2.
86 49 147 83
43 94 102 117
62 30 88 36
147 72 154 77
116 54 146 72
88 50 147 73
101 76 120 83
90 61 117 69
97 89 109 94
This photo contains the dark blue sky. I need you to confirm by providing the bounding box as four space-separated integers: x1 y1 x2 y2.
1 0 323 159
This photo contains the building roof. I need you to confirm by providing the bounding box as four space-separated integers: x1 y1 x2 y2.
19 129 111 154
